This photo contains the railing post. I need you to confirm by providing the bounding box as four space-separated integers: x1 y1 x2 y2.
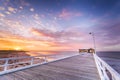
44 56 47 62
31 57 34 65
4 59 9 71
102 66 109 80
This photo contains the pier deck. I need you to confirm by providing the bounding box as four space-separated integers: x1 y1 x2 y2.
0 53 100 80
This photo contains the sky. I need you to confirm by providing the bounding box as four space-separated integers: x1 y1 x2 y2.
0 0 120 51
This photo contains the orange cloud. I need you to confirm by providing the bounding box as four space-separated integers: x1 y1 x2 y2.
8 7 15 12
0 30 70 51
31 28 46 36
0 29 90 51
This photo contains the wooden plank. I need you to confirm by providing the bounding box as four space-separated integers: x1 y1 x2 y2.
0 53 100 80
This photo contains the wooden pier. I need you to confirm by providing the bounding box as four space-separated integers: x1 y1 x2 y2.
0 53 100 80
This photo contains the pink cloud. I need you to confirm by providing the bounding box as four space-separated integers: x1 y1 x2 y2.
31 27 83 39
59 9 82 20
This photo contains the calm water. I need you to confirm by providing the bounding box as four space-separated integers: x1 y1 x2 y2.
97 51 120 73
0 51 79 61
97 51 120 59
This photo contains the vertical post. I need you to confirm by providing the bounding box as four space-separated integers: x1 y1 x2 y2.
89 32 96 54
103 67 109 80
31 57 34 65
44 56 47 62
4 59 9 71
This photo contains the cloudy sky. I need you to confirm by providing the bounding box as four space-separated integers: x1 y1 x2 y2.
0 0 120 51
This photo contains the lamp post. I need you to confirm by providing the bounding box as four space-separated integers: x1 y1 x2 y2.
89 32 96 54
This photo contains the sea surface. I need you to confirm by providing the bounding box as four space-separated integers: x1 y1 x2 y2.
0 51 78 58
97 51 120 74
0 51 120 73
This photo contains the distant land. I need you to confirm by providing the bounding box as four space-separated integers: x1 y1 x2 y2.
0 50 29 58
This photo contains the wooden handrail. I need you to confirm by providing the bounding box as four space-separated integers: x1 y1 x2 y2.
0 53 78 75
94 54 120 80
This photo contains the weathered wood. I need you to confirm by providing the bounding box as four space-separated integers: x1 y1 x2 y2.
0 53 100 80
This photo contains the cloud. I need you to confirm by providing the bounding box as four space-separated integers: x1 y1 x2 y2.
0 13 5 17
0 29 58 51
20 0 30 7
30 8 34 12
31 28 58 38
0 17 35 39
0 37 54 51
8 7 15 12
58 9 82 20
90 17 120 51
0 7 5 11
19 6 23 9
30 27 86 44
5 11 11 15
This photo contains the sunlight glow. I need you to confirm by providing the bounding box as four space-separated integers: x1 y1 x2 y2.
14 47 22 51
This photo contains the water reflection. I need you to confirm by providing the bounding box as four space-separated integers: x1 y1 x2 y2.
0 50 78 58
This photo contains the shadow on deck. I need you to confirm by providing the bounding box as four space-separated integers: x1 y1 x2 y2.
0 53 100 80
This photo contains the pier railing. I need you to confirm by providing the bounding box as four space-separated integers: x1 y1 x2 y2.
94 54 120 80
0 53 120 80
0 54 78 75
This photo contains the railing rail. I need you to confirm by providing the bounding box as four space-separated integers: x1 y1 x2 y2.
0 54 78 75
94 54 120 80
0 53 120 80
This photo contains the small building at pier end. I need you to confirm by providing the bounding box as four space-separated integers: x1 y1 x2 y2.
79 48 95 53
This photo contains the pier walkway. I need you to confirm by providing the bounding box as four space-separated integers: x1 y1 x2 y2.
0 53 100 80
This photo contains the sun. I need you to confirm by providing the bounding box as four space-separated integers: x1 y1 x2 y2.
14 47 22 51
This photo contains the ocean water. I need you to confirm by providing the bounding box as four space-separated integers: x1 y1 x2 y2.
97 51 120 73
0 51 78 58
0 50 120 61
97 51 120 59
